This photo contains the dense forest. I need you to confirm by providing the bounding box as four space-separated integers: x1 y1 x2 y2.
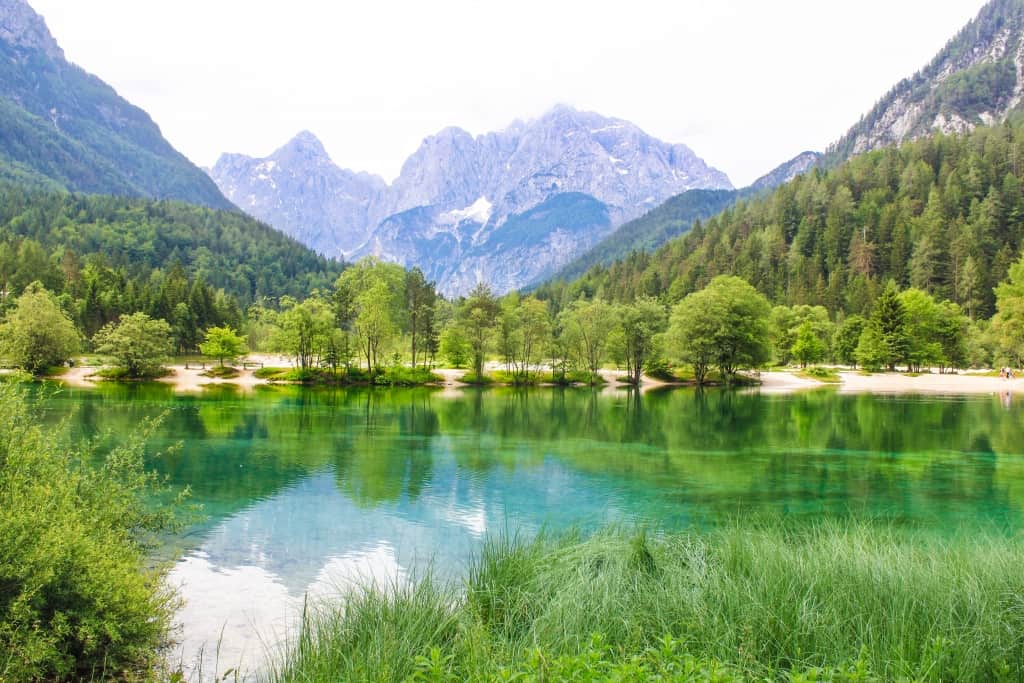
539 122 1024 321
0 184 342 348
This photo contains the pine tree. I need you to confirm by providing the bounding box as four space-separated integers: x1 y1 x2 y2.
871 280 910 371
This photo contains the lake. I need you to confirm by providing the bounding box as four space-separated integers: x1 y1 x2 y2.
39 382 1024 676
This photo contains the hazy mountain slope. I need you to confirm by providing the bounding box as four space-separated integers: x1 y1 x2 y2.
0 0 233 209
211 106 731 295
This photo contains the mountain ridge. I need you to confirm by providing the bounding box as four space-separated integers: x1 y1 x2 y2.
210 106 733 295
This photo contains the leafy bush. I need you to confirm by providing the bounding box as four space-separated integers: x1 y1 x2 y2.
643 358 677 382
0 382 185 680
800 366 841 383
254 366 290 380
549 370 605 386
459 372 494 386
488 370 543 385
200 365 240 379
94 366 172 381
375 366 442 386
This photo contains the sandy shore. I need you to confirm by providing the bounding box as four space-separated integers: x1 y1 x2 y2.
44 361 1024 397
755 371 828 394
838 371 1023 395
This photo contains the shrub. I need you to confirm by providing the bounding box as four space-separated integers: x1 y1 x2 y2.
0 283 80 375
0 382 185 680
459 372 494 385
643 358 677 382
800 366 841 383
254 366 290 380
201 365 240 379
375 366 442 386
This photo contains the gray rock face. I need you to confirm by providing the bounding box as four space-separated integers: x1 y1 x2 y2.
212 133 386 255
829 0 1024 160
0 0 62 60
749 151 822 191
210 105 731 295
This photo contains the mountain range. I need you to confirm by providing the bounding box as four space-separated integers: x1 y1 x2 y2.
210 107 734 295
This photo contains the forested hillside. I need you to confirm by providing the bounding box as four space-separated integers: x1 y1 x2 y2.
0 185 342 341
0 0 234 209
540 123 1024 320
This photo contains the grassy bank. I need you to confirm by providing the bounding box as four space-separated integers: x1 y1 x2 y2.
266 523 1024 682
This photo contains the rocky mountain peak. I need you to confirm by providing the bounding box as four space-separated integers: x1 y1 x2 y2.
275 130 333 165
0 0 63 60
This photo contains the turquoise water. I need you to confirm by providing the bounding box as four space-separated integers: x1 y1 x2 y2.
39 383 1024 674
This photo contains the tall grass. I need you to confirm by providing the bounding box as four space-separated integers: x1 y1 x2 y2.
264 521 1024 681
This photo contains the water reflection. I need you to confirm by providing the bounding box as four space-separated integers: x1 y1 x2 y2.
38 383 1024 676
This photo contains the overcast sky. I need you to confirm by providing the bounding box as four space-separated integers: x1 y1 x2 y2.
31 0 987 187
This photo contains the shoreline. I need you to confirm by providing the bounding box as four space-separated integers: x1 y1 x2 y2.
44 362 1024 397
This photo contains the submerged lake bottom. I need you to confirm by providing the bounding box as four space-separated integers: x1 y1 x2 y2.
38 382 1024 676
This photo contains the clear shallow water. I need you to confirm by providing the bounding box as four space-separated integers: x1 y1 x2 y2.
38 383 1024 675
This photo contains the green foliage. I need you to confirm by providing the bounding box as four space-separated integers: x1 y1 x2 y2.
612 297 667 384
266 522 1024 682
458 284 500 379
800 366 841 383
439 326 470 368
870 281 911 371
253 366 289 380
200 365 240 379
92 312 173 378
0 184 342 314
375 366 442 387
558 298 615 377
199 325 248 367
271 296 335 370
0 282 79 374
791 321 828 368
0 382 183 680
665 276 771 383
855 325 890 373
834 315 868 366
994 251 1024 366
336 257 409 370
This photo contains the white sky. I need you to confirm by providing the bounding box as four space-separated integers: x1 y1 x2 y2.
30 0 987 187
